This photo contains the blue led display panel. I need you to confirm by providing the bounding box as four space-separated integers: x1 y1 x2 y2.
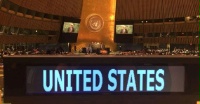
26 66 185 94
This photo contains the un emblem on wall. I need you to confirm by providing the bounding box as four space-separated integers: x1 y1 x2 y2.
86 14 104 32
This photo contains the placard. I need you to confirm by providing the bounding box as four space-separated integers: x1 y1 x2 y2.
26 66 185 94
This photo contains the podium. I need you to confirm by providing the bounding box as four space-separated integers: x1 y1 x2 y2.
96 48 110 54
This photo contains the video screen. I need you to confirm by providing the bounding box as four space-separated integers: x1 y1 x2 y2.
116 25 133 34
62 22 80 33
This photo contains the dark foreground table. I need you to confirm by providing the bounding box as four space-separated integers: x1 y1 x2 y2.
3 55 199 104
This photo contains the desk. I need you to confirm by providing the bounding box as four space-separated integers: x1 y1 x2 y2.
3 55 199 104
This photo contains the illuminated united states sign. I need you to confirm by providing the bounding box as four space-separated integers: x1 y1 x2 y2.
26 66 185 94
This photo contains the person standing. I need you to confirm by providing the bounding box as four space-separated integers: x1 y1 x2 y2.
86 44 92 54
74 44 77 53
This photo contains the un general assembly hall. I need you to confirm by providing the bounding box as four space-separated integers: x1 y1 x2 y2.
0 0 199 104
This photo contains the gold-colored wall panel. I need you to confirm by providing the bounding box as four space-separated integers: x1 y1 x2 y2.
77 0 116 51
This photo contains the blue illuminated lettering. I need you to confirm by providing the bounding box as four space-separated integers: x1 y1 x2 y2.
55 70 65 92
147 70 155 91
137 70 146 91
126 70 137 91
156 69 165 91
43 70 53 92
118 70 126 91
73 70 83 91
93 70 103 91
83 70 92 91
42 67 166 93
108 69 117 91
66 70 73 91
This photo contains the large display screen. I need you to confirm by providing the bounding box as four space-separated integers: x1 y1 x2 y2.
26 66 185 94
62 22 80 33
116 25 133 34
